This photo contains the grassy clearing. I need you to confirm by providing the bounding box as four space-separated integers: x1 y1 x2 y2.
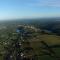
30 34 60 60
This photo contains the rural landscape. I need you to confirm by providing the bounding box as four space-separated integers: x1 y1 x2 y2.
0 18 60 60
0 0 60 60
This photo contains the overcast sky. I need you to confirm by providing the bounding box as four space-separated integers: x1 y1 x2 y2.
0 0 60 20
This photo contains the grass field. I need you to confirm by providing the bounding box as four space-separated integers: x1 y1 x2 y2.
29 34 60 60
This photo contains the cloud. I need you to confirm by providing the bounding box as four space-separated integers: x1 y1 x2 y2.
27 0 60 7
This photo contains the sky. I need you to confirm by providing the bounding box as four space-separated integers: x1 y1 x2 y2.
0 0 60 20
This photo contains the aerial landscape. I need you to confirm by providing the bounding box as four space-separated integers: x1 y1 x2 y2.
0 0 60 60
0 19 59 60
